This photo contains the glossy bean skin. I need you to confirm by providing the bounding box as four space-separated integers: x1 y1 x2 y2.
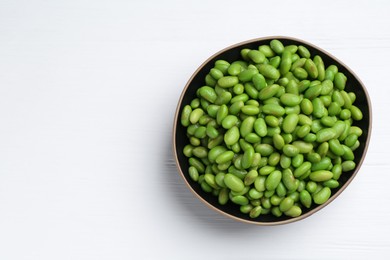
224 126 240 146
300 190 312 208
270 39 284 54
265 170 282 191
313 187 331 205
310 170 333 182
224 173 245 192
218 76 239 88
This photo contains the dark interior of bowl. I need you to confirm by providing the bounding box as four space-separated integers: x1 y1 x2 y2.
174 37 371 224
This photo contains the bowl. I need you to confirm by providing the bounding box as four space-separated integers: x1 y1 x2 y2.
172 36 372 225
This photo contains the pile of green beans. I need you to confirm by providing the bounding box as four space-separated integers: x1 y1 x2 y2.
180 39 363 219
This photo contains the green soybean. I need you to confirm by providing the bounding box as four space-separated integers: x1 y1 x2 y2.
311 157 331 171
262 103 285 117
224 126 240 146
309 170 333 182
259 45 275 57
305 58 319 79
283 144 299 157
294 161 311 178
282 169 298 191
280 51 292 75
301 98 313 115
242 146 255 169
216 150 234 164
342 160 356 172
334 72 347 90
283 114 299 134
258 84 280 100
350 105 363 121
218 76 239 88
240 116 256 137
316 128 337 143
300 190 312 208
248 50 266 64
270 39 284 54
249 206 262 218
329 139 345 156
224 173 245 192
293 141 313 153
313 187 331 205
298 45 311 58
258 64 281 80
304 84 322 100
265 170 282 191
279 197 294 212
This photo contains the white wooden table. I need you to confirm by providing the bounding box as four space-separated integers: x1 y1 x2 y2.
0 0 389 259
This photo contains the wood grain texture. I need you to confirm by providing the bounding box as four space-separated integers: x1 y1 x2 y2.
0 0 389 259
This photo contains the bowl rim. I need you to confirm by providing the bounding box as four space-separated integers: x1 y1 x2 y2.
172 36 372 225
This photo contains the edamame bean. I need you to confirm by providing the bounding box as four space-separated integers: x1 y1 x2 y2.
268 152 281 166
259 165 276 176
270 39 284 54
350 105 363 121
249 206 262 218
280 51 292 75
282 114 299 134
241 105 260 115
312 98 326 118
316 128 337 143
223 173 245 192
188 166 199 182
329 139 345 156
279 197 294 212
255 143 274 156
304 84 322 100
282 169 297 191
294 161 311 178
240 116 256 137
324 179 339 189
292 154 304 168
216 150 234 164
280 93 301 107
258 84 280 100
305 59 318 79
313 55 325 81
259 45 275 57
300 190 312 208
309 170 333 182
241 146 255 169
218 76 239 88
248 50 266 64
238 68 258 82
265 170 282 191
298 45 310 58
300 98 313 115
342 160 356 172
296 124 311 138
293 141 313 153
311 157 331 171
283 144 299 157
313 187 331 205
218 188 229 205
224 125 239 146
334 72 347 90
262 103 285 117
258 64 281 80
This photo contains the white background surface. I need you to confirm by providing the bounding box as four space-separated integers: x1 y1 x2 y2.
0 0 389 259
